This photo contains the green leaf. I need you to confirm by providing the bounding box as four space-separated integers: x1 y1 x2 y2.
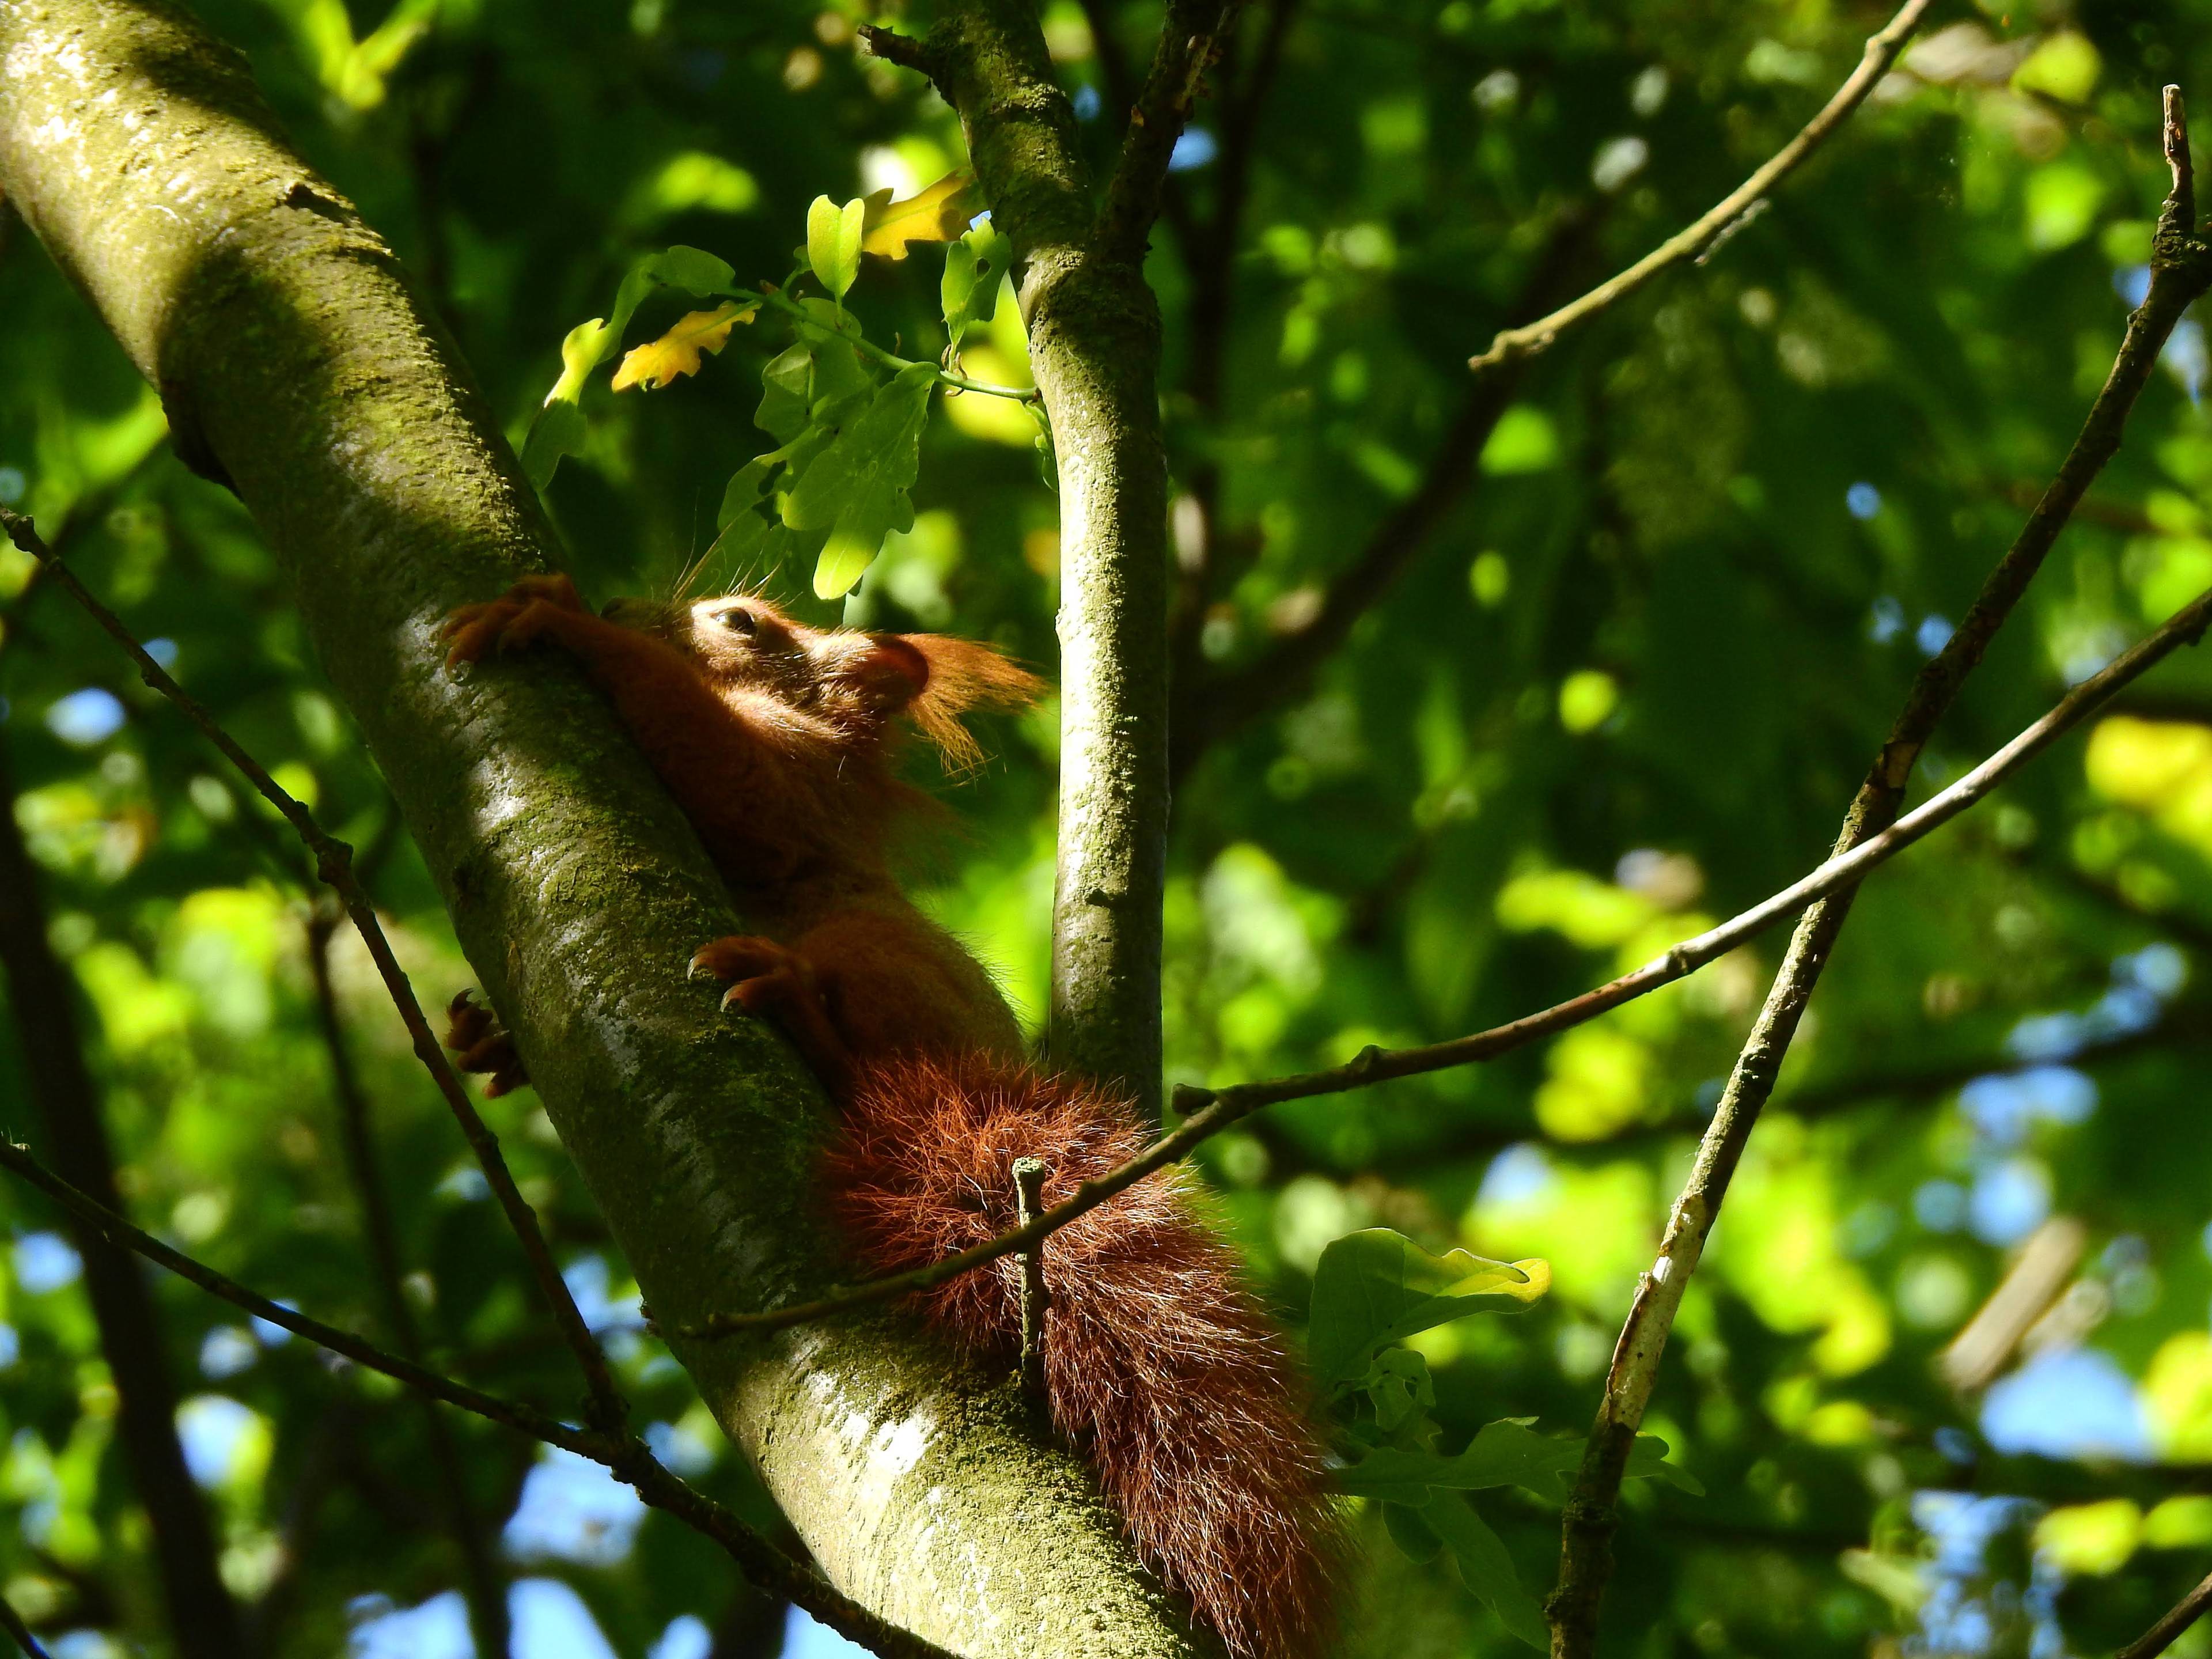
714 456 781 532
1423 1496 1548 1650
1339 1422 1699 1504
756 329 872 444
1623 1432 1703 1495
1366 1347 1435 1435
1338 1419 1580 1504
644 244 737 295
769 362 937 599
941 224 1010 354
1309 1229 1547 1391
520 399 588 491
806 195 867 304
1381 1501 1444 1565
782 363 937 533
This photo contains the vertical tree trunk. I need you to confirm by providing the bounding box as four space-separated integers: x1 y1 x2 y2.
931 0 1171 1118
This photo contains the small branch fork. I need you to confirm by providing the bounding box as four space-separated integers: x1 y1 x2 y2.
673 564 2212 1340
1013 1157 1052 1418
0 505 627 1438
0 1139 955 1659
1544 84 2212 1659
1096 0 1247 264
1468 0 1934 376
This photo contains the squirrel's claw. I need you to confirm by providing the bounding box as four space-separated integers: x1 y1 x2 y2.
442 988 532 1095
442 574 590 671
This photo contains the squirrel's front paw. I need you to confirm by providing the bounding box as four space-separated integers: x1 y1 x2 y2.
689 935 819 1016
444 989 531 1096
442 574 587 670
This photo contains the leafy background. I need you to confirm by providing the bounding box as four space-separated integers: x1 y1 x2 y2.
6 0 2212 1654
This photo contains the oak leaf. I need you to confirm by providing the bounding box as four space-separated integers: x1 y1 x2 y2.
612 301 752 391
861 169 986 260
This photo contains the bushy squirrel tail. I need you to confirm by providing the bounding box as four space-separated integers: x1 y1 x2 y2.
824 1052 1346 1659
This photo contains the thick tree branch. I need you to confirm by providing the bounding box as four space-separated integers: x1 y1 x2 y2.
1468 0 1934 375
1544 86 2212 1659
0 6 1204 1653
0 740 241 1654
680 570 2212 1339
922 0 1178 1117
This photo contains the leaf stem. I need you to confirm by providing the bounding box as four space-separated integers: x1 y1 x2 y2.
750 282 1039 403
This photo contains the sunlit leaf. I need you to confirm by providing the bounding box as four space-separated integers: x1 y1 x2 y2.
942 223 1011 354
611 302 753 392
1309 1229 1547 1390
862 169 986 260
807 195 868 302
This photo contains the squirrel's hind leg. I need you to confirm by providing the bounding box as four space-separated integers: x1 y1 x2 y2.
444 990 531 1096
690 936 854 1099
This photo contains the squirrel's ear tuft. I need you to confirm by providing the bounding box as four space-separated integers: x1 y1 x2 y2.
895 634 1047 768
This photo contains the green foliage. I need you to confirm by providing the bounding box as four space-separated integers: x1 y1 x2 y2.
524 180 1029 596
13 0 2212 1654
1314 1231 1691 1647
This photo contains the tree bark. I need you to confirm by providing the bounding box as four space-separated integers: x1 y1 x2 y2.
0 3 1200 1653
929 0 1171 1117
0 738 244 1657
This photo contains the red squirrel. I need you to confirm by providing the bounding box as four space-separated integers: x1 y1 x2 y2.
441 573 1343 1659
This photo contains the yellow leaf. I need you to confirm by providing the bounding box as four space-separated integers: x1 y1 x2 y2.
611 302 752 392
861 169 986 260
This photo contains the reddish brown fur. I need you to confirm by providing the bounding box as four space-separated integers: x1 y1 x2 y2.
827 1052 1346 1659
444 578 1344 1656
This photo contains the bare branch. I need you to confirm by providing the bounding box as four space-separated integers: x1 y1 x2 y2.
0 506 629 1435
0 1136 594 1454
1096 0 1245 264
2119 1567 2212 1659
1013 1156 1052 1419
0 1138 959 1659
1544 85 2212 1659
1468 0 1933 375
306 910 509 1656
1176 214 1594 777
0 1590 52 1659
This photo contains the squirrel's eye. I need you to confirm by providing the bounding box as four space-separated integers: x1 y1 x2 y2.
717 607 759 637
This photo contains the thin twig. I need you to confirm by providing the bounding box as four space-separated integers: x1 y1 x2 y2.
0 1137 596 1453
1543 85 2212 1659
0 505 629 1437
1468 0 1933 376
1096 0 1245 264
306 908 509 1656
2119 1568 2212 1659
0 1591 51 1659
1176 213 1595 779
0 1139 956 1659
1012 1157 1051 1418
676 574 2212 1340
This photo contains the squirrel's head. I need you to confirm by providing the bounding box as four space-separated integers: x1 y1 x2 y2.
607 592 1045 767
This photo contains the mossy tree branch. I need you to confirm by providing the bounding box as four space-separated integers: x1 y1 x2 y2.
877 0 1191 1117
0 3 1205 1653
